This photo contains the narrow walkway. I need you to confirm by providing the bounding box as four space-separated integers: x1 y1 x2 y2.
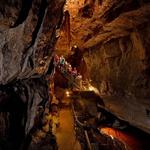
55 105 81 150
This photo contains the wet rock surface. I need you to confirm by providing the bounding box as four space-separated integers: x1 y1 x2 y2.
72 91 150 150
0 0 65 150
59 0 150 133
72 93 127 150
0 0 150 149
82 5 150 133
0 0 65 84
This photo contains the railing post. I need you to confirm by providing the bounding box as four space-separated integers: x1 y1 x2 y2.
84 130 92 150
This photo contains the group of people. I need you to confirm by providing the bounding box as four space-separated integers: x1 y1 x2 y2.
54 55 82 88
54 54 82 88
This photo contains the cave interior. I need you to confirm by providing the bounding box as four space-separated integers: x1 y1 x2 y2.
0 0 150 150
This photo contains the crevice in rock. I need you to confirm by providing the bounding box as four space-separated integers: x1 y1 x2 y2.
11 0 33 28
30 0 48 47
20 0 48 73
47 57 55 75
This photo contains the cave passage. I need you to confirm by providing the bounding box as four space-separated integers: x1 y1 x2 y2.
50 0 150 149
0 0 150 150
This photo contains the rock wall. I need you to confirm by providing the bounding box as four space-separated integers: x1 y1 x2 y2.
0 0 65 149
65 0 150 133
82 4 150 133
0 0 65 84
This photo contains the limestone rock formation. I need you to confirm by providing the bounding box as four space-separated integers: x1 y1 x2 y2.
0 0 65 150
0 0 65 84
63 0 150 133
82 4 150 133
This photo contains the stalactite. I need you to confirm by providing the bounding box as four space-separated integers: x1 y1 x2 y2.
61 10 71 50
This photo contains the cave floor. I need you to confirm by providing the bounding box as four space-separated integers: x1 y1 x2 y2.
55 98 81 150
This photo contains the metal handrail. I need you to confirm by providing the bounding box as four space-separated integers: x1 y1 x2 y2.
71 103 92 150
56 66 81 89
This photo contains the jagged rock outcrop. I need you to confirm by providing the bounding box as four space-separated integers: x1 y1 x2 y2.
0 0 65 84
0 78 49 150
0 0 65 150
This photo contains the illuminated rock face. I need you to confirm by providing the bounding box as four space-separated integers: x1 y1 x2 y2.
83 4 150 133
65 0 150 133
0 0 65 149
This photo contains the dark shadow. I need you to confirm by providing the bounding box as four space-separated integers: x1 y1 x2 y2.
11 0 33 28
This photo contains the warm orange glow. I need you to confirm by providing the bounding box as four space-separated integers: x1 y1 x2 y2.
66 90 70 97
88 85 100 95
65 0 85 17
100 127 142 150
